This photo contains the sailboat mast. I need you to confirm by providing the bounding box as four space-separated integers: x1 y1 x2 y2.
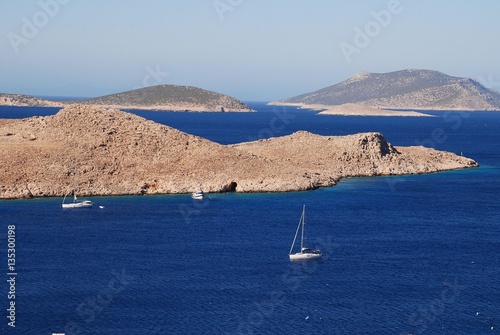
73 169 78 202
300 205 305 250
289 206 303 255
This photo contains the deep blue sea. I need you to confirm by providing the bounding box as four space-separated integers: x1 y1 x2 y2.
1 103 499 335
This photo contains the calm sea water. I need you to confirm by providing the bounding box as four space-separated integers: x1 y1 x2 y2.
0 103 499 334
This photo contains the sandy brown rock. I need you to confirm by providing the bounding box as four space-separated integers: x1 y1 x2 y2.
0 105 477 199
231 131 477 184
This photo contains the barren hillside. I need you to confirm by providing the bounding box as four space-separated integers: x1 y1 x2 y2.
271 69 500 111
0 105 477 199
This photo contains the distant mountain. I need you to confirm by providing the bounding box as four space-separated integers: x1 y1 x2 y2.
271 69 500 111
0 85 253 112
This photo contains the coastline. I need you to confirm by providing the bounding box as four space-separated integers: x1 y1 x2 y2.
0 102 254 113
268 101 500 116
0 166 480 201
0 162 479 200
0 105 478 200
268 102 433 117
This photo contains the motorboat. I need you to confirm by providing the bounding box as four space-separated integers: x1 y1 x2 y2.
191 190 204 200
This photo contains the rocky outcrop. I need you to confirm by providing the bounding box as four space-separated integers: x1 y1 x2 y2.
0 105 477 199
231 131 477 187
270 69 500 111
0 94 63 107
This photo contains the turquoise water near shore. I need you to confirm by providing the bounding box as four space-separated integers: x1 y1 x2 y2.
0 103 499 334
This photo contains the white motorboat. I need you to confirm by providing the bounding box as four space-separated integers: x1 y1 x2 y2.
191 190 204 200
289 205 322 261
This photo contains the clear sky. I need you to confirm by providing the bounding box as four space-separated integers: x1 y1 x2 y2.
1 0 499 101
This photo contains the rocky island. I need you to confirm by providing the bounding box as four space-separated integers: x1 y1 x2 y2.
270 69 500 115
72 85 253 112
0 105 477 199
0 85 253 112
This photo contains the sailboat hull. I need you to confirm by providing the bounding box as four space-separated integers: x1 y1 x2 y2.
62 170 92 208
289 251 322 261
62 201 93 208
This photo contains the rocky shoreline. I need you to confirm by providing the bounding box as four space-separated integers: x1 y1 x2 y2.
268 102 433 117
0 105 478 199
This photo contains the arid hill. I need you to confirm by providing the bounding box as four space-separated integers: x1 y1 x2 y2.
0 105 477 199
271 69 500 112
73 85 253 112
0 85 253 112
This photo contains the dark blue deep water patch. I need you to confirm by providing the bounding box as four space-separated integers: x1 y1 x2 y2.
1 104 499 334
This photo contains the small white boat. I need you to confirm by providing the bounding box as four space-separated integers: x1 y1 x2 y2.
62 195 93 208
62 170 92 208
191 190 204 200
289 205 322 261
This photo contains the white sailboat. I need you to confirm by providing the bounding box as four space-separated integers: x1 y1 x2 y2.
62 170 92 208
289 205 322 261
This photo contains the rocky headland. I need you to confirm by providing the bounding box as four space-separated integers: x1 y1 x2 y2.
0 93 62 107
270 69 500 113
0 105 477 199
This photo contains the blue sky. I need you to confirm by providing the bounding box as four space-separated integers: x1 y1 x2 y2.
1 0 499 101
